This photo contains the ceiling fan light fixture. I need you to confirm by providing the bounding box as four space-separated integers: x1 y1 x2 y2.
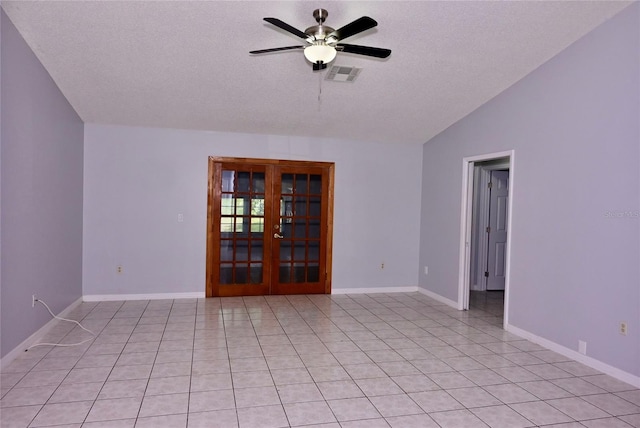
304 43 337 65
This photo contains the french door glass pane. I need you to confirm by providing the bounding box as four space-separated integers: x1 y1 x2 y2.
250 265 262 284
250 240 263 260
220 264 233 284
308 242 320 260
293 265 306 283
252 174 265 193
296 174 308 193
237 172 250 192
281 174 293 194
293 219 307 238
309 174 322 194
221 240 233 261
235 243 248 261
293 241 306 262
222 170 235 192
294 196 307 216
309 196 321 216
235 265 248 283
308 264 320 282
279 265 291 283
280 241 291 261
309 219 320 238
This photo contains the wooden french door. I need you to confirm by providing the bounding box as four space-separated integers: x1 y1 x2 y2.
206 157 334 297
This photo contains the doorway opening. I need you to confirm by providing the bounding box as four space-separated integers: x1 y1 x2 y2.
458 151 514 328
206 157 334 297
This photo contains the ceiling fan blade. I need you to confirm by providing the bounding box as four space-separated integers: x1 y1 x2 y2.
328 16 377 41
264 17 309 40
250 46 304 55
336 43 391 58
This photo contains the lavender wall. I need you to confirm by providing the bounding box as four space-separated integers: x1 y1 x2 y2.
0 11 84 358
82 125 423 297
419 4 639 376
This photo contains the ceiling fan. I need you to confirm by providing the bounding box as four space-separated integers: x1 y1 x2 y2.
250 9 391 71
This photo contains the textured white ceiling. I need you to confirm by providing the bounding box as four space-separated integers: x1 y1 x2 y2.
2 1 632 144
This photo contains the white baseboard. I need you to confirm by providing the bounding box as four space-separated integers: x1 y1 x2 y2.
0 297 84 370
506 324 640 389
332 286 418 295
417 287 459 309
83 292 205 302
86 289 422 299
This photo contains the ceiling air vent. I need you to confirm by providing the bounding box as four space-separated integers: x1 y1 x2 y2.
325 66 361 82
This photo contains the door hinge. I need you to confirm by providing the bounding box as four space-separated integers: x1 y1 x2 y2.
488 181 493 189
484 271 489 277
486 226 491 233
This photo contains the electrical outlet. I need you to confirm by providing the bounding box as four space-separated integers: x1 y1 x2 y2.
620 322 628 336
578 340 587 355
32 294 36 308
424 266 429 275
380 262 384 269
117 266 123 274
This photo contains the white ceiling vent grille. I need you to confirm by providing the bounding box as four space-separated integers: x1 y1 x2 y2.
325 66 361 82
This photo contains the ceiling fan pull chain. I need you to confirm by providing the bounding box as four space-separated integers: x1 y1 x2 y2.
318 68 323 109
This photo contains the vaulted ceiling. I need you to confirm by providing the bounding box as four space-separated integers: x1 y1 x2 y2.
2 1 632 144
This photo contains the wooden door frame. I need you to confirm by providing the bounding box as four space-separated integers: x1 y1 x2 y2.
206 157 335 297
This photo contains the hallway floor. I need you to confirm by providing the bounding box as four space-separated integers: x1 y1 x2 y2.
1 292 639 427
469 290 505 318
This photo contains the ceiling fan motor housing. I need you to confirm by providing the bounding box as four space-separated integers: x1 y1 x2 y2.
305 25 336 42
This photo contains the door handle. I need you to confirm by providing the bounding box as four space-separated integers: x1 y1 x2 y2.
274 233 284 239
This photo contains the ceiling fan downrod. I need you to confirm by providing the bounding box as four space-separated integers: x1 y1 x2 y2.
306 9 335 42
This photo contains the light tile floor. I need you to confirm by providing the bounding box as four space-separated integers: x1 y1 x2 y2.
1 292 639 427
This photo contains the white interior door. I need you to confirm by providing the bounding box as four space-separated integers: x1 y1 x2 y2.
486 170 509 291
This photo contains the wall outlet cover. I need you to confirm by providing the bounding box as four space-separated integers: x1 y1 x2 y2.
578 340 587 355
